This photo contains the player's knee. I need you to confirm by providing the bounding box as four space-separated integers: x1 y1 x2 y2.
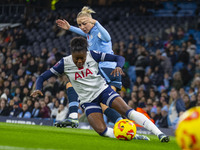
97 127 107 135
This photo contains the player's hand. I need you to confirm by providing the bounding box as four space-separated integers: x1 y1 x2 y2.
110 67 125 77
30 90 43 98
56 19 70 30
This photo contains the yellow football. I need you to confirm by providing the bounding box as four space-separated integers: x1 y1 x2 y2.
113 119 137 140
175 106 200 150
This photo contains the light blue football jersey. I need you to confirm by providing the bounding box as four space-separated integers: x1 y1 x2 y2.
69 21 116 69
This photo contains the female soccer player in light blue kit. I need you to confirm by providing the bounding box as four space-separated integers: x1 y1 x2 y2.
31 37 169 142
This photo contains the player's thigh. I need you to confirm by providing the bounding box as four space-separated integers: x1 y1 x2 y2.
111 97 132 116
87 112 107 134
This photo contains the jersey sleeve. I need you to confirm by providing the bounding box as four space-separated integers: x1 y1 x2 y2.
50 58 64 76
69 26 87 37
90 50 102 62
95 21 111 42
90 50 125 68
35 59 65 90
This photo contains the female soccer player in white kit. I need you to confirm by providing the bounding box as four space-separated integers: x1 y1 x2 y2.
31 37 169 142
57 7 151 140
55 6 123 127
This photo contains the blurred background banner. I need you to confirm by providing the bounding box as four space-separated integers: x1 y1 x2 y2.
0 116 54 126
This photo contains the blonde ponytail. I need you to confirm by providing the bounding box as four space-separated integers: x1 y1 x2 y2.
77 6 96 18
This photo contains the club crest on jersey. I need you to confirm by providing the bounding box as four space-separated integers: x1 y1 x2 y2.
75 68 93 80
98 32 101 38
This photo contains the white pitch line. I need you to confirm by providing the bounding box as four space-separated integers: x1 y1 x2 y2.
0 145 59 150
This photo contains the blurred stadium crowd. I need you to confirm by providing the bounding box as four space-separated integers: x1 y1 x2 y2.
0 0 200 129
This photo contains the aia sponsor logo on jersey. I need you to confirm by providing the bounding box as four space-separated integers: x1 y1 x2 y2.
75 68 93 80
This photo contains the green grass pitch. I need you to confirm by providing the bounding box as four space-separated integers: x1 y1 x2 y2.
0 122 180 150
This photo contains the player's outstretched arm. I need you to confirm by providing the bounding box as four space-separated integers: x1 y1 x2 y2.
30 90 43 98
90 51 125 70
57 18 86 37
30 69 58 98
56 19 70 30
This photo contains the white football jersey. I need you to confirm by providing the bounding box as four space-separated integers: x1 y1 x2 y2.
62 52 108 104
38 50 124 104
